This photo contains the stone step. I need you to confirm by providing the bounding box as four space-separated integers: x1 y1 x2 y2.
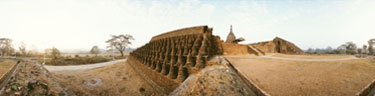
247 45 265 56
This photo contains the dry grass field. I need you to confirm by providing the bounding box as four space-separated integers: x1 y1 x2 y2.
226 54 375 96
0 59 16 77
53 61 163 96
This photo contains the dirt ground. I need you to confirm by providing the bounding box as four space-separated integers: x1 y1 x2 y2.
0 59 16 78
53 61 164 96
226 54 375 96
1 59 74 96
271 53 354 59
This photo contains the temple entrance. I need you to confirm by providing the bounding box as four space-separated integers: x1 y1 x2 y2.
276 41 281 53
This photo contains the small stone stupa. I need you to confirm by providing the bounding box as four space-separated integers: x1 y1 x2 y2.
225 25 244 44
225 25 236 43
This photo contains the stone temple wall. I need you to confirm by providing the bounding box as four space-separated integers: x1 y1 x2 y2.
127 26 222 94
221 43 257 55
250 37 304 54
250 41 275 53
272 37 304 54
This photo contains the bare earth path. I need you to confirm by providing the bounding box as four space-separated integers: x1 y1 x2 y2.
44 59 126 72
225 54 375 96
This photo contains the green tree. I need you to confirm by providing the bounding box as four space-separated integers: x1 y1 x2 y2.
90 45 100 56
362 45 368 55
0 38 14 56
50 47 61 59
339 42 357 55
336 44 347 54
106 34 134 57
19 42 27 56
368 39 375 55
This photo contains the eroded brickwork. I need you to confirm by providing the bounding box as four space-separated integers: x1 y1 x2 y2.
250 37 304 54
128 26 222 93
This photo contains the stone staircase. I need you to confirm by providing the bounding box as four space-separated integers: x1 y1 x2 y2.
247 45 265 56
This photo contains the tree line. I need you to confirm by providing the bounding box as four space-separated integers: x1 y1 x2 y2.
89 34 134 57
306 38 375 55
0 34 134 58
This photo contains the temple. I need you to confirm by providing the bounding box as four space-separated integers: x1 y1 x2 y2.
223 25 304 55
225 25 244 44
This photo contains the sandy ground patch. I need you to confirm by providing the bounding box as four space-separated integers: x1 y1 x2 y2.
226 55 375 96
270 53 354 59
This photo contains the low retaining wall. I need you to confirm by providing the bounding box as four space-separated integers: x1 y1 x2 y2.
0 60 20 94
127 56 177 94
357 80 375 96
222 56 270 96
0 60 18 84
222 43 252 55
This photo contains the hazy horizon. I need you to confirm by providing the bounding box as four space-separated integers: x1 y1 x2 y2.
1 0 374 52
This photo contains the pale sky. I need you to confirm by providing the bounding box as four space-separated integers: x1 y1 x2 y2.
0 0 374 52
